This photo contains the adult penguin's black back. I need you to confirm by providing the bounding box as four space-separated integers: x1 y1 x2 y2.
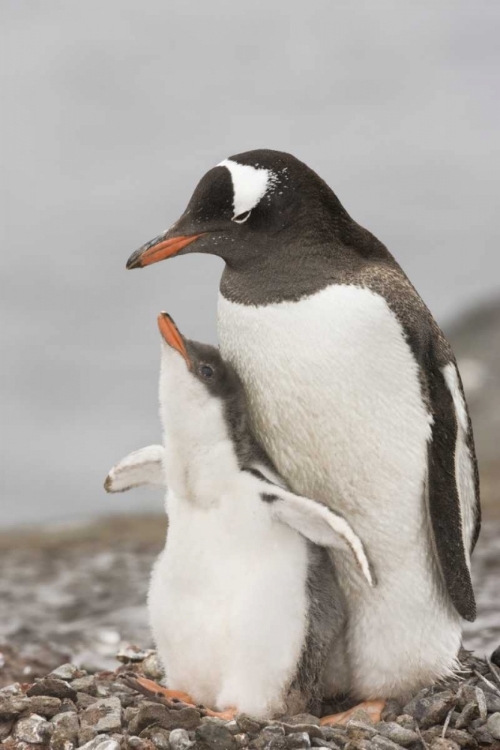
127 149 480 699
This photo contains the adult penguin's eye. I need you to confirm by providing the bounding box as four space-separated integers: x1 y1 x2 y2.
232 210 251 224
200 364 214 379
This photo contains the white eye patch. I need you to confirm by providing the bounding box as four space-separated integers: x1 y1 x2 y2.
218 159 276 219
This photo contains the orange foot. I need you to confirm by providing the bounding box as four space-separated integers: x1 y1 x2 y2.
320 699 386 726
135 676 195 705
135 677 236 720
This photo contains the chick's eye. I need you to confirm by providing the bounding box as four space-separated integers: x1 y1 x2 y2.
200 364 214 379
232 210 251 224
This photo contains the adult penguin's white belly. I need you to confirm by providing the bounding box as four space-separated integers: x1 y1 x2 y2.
218 283 462 700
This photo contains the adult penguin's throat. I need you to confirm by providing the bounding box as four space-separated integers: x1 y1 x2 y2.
126 232 205 269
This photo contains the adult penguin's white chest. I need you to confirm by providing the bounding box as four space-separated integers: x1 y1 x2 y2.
218 284 434 578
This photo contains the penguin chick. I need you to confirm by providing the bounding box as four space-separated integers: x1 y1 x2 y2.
114 312 374 719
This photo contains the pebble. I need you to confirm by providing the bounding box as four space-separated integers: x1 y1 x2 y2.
234 732 250 747
71 675 97 694
429 740 461 750
345 718 377 739
142 652 165 681
196 721 238 750
484 691 500 713
286 731 311 748
50 664 81 681
170 727 195 750
235 713 266 734
374 721 419 746
14 713 53 743
380 701 403 723
28 694 62 717
403 690 456 728
79 738 121 750
371 736 405 750
81 696 122 733
455 701 479 729
150 728 171 748
27 677 77 701
284 714 321 727
486 711 500 739
116 645 154 663
0 694 31 719
470 725 494 744
311 743 341 750
129 701 201 734
282 723 324 739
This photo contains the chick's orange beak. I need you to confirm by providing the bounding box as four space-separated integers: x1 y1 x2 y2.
157 313 192 369
127 233 205 269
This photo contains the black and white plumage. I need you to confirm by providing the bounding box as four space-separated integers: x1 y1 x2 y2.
105 313 374 718
126 150 480 699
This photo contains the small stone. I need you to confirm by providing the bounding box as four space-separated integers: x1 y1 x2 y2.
151 728 171 749
129 702 200 734
455 702 479 729
371 736 404 750
471 725 494 744
348 710 373 725
14 713 53 743
81 696 122 733
285 715 321 727
394 716 414 729
202 716 230 727
484 691 500 714
77 691 98 708
0 719 14 741
225 721 241 735
116 645 154 663
27 677 77 702
443 729 478 748
429 740 460 750
170 727 195 750
234 733 249 748
286 731 311 749
380 702 402 724
142 653 165 681
403 690 456 729
71 675 97 694
50 664 81 681
59 698 77 713
421 726 477 749
50 713 80 748
491 645 500 669
313 747 340 750
319 727 348 746
0 694 31 719
79 725 98 744
235 715 266 735
344 740 374 750
374 722 418 746
79 739 121 750
486 712 500 740
28 695 62 717
283 724 323 740
346 719 377 740
196 722 237 750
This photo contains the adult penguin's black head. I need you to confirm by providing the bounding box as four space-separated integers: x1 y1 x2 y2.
126 149 377 273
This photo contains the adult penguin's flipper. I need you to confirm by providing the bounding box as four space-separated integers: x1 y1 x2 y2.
427 353 480 622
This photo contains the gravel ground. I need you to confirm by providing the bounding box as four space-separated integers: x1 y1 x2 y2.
2 648 500 750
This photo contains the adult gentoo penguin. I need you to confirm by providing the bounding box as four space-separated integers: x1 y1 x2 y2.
126 150 480 702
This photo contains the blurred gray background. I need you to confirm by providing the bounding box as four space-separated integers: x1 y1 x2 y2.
2 1 500 527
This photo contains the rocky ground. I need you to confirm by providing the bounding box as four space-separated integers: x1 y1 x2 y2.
2 647 500 750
